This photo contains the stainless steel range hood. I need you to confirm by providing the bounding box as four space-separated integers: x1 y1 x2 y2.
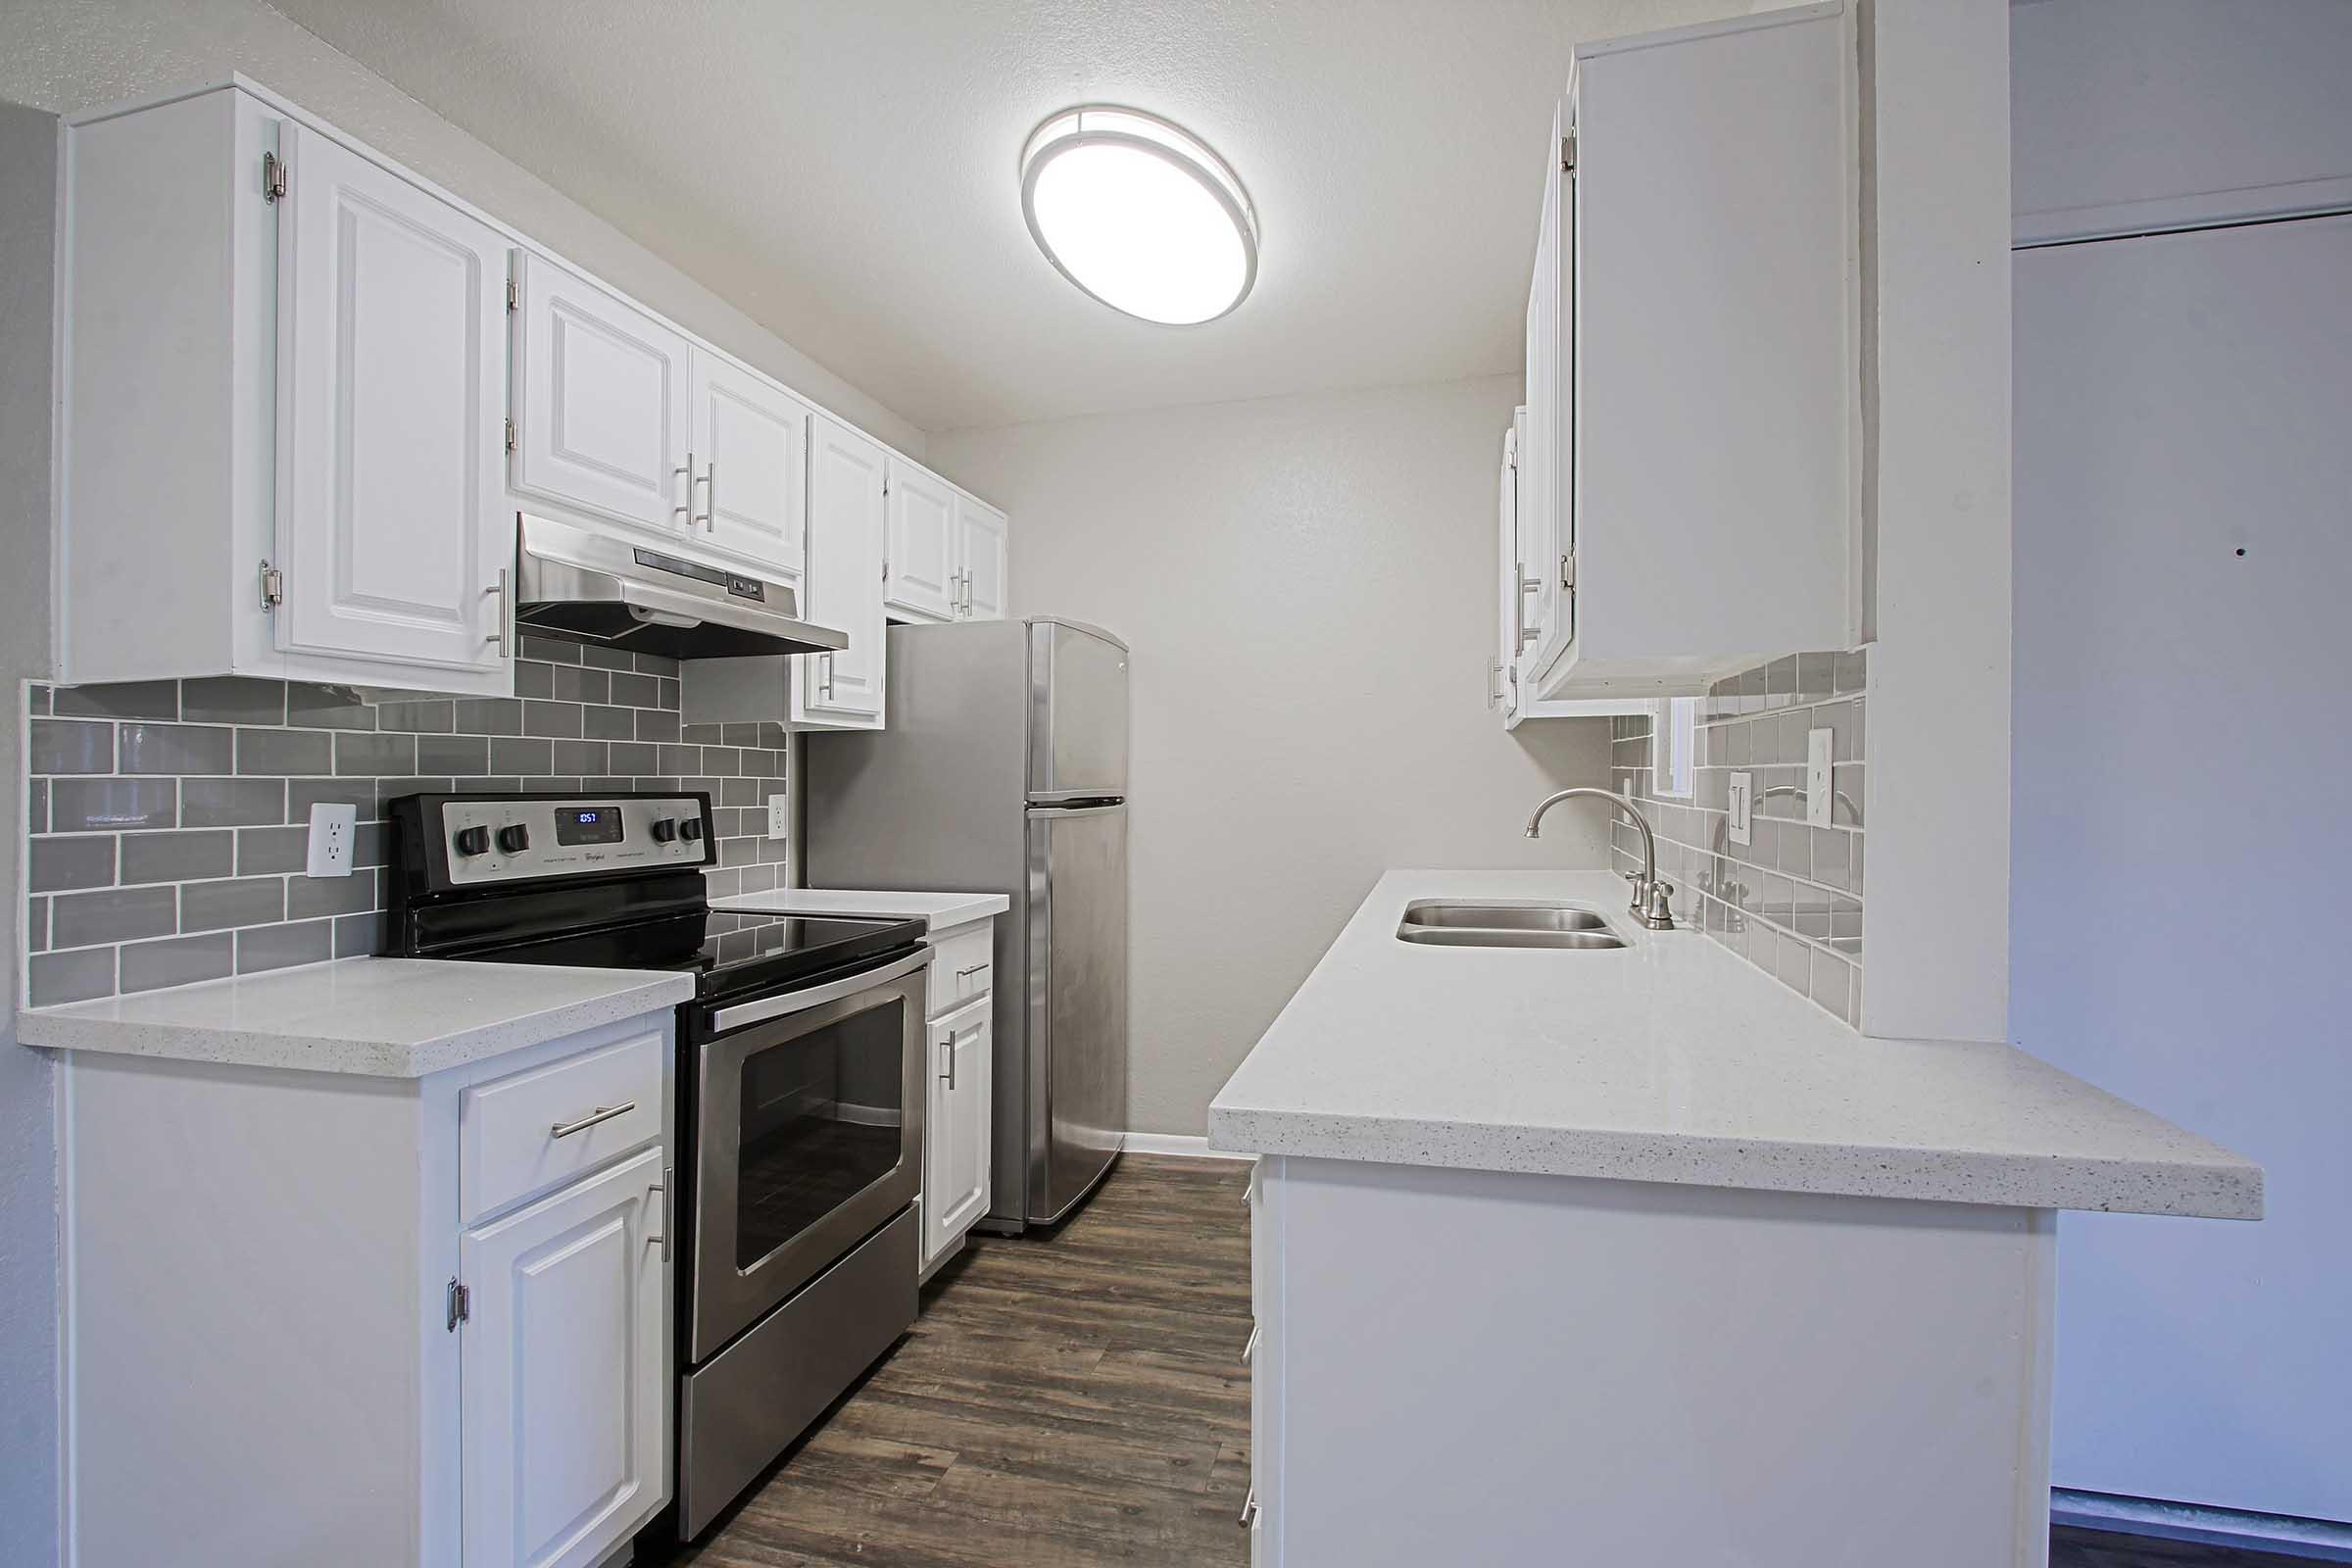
512 514 848 661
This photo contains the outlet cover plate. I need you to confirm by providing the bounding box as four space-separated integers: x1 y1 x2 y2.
1728 772 1752 846
765 794 790 841
1806 729 1834 827
306 802 358 878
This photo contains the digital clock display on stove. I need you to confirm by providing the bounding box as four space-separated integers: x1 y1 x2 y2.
554 806 625 846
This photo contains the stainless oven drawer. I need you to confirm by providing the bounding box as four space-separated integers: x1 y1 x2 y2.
677 1205 916 1539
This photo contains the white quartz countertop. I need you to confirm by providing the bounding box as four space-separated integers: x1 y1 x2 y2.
1207 872 2262 1219
711 887 1009 933
16 956 693 1078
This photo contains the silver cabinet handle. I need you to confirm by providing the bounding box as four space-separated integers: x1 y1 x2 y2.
1241 1323 1260 1365
674 449 696 525
956 963 988 980
550 1102 635 1139
1515 571 1542 651
818 651 836 700
1239 1485 1258 1527
696 460 715 529
484 565 513 650
940 1026 962 1090
1487 656 1502 710
646 1165 671 1260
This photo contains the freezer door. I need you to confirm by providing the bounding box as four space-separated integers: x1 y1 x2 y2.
1027 619 1129 802
1024 803 1129 1222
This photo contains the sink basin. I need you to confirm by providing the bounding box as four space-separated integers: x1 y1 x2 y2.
1399 902 1611 932
1394 901 1628 950
1396 927 1628 950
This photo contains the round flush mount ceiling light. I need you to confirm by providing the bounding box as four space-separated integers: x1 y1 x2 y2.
1020 106 1258 325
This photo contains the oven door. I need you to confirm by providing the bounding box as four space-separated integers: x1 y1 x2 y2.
690 948 926 1362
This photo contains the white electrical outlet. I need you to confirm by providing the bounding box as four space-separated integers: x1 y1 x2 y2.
765 794 790 841
306 802 358 878
1728 772 1752 846
1806 728 1835 828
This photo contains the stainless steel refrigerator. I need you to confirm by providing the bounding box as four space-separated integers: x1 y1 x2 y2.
803 617 1129 1230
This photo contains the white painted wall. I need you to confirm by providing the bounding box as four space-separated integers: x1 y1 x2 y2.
0 100 60 1568
926 376 1615 1136
0 0 922 457
1855 0 2012 1043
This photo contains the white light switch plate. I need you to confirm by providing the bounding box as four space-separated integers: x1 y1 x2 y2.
1806 728 1834 827
305 802 358 878
1728 772 1752 846
765 794 790 841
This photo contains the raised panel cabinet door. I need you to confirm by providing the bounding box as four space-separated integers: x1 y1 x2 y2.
1523 97 1574 678
274 122 509 674
956 495 1009 621
884 460 957 623
462 1146 667 1568
689 350 808 580
923 999 992 1266
796 416 888 723
511 250 693 535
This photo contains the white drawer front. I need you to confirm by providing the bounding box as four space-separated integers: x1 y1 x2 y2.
462 1028 665 1223
925 925 995 1019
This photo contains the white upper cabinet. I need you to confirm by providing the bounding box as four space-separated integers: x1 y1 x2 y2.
1522 3 1860 701
884 459 959 622
955 494 1009 621
795 416 890 726
690 350 808 580
275 122 511 677
510 251 695 537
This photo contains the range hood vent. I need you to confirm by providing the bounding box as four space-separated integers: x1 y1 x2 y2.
511 514 848 661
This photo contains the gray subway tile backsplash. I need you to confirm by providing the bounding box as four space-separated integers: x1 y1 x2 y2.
1617 647 1868 1026
22 651 780 1005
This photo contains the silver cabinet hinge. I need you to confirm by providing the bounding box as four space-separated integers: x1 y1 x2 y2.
258 561 283 610
1561 134 1576 172
263 151 288 203
504 417 515 453
446 1278 469 1332
505 276 518 313
1561 550 1576 591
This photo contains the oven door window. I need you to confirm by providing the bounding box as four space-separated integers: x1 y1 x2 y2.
733 993 908 1272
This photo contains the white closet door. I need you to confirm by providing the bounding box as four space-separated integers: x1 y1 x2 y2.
274 122 508 674
689 350 808 580
510 251 693 535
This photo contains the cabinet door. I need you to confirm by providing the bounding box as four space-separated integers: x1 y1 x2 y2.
462 1147 667 1568
923 999 992 1268
956 494 1009 621
795 416 888 725
511 251 693 535
274 122 509 675
1495 419 1521 718
689 350 808 580
883 460 957 623
1521 100 1573 677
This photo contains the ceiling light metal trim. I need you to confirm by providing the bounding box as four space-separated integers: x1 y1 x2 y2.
1019 104 1259 326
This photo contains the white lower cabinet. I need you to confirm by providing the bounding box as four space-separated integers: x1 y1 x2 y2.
462 1146 668 1568
919 919 998 1277
57 1011 677 1568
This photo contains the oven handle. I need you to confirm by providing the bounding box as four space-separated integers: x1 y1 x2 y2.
707 948 929 1033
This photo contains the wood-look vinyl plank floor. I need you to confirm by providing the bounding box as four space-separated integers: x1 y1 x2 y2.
662 1154 2305 1568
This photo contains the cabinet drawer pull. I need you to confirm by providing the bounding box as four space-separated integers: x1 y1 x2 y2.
1239 1485 1258 1527
674 449 696 523
940 1027 962 1090
647 1165 671 1261
549 1102 635 1140
1241 1323 1260 1365
696 461 715 529
956 963 988 980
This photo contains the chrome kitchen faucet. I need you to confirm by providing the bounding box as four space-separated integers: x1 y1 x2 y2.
1524 788 1678 931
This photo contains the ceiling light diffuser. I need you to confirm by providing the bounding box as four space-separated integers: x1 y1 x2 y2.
1020 106 1258 325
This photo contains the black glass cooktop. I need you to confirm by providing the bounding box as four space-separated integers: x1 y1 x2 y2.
432 905 925 1004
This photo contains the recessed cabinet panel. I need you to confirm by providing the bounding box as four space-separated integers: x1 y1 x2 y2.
956 496 1009 622
512 251 693 534
885 461 958 622
275 122 508 674
692 351 808 580
796 416 889 725
462 1146 666 1568
923 996 993 1270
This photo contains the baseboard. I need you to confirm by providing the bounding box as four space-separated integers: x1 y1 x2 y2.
2054 1490 2352 1563
1122 1132 1253 1162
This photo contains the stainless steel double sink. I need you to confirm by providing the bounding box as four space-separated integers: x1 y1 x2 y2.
1394 900 1629 950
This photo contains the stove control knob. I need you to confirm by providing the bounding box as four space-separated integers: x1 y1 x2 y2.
650 817 678 844
453 825 491 858
495 823 531 855
679 817 705 844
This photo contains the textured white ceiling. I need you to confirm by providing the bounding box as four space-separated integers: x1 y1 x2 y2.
262 0 1733 433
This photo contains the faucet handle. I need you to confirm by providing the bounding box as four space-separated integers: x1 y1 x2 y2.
1641 878 1678 931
